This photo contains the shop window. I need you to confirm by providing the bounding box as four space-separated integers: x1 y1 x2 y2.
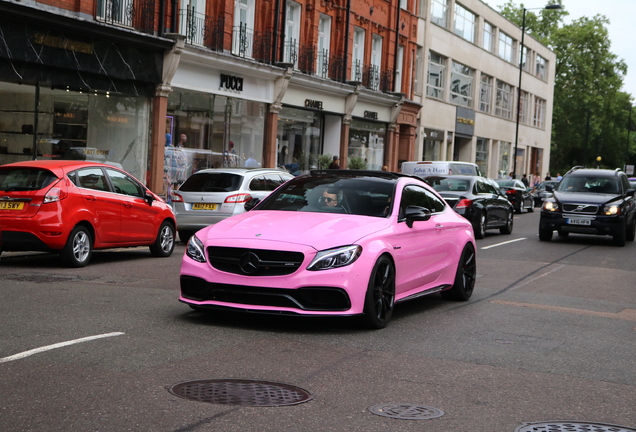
277 107 323 175
349 119 386 171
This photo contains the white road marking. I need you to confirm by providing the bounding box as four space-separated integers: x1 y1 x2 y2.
0 332 125 363
481 237 527 249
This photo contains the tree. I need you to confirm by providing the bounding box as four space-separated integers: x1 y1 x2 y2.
497 1 634 173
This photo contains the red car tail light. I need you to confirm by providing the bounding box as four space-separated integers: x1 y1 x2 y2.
172 192 184 202
455 199 473 209
225 193 252 204
505 189 515 195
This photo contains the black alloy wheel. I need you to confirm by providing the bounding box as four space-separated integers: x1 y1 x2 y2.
441 243 476 301
362 256 396 329
500 211 513 235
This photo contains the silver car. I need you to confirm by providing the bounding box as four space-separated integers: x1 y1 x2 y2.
172 168 294 241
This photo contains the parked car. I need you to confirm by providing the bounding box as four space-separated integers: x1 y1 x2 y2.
0 160 176 267
171 168 294 242
426 175 514 239
539 168 636 246
179 170 476 329
401 160 482 178
629 177 636 190
533 180 560 207
495 178 535 213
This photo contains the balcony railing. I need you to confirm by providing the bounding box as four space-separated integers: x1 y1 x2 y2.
179 8 224 51
96 0 155 34
363 64 380 91
283 39 298 67
380 70 394 93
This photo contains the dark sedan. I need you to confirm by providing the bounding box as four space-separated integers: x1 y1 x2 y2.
427 175 514 239
495 178 535 213
533 180 560 207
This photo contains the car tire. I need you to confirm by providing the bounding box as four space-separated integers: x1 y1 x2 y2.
539 224 553 241
613 221 627 247
362 255 395 329
474 213 486 239
527 201 534 212
500 212 513 235
61 225 92 268
514 200 522 214
178 230 195 244
150 221 175 257
441 243 476 301
557 230 569 238
626 217 636 242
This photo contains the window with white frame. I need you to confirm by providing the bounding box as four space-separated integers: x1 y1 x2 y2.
498 31 514 63
498 141 511 177
450 61 474 107
482 21 494 52
520 46 533 72
352 26 365 82
535 54 547 81
369 34 383 90
395 45 404 93
519 90 529 124
178 0 207 45
479 74 493 113
533 97 546 129
427 52 445 99
284 1 301 67
495 79 513 119
431 0 448 27
400 0 408 10
454 3 475 43
317 14 331 78
232 0 255 56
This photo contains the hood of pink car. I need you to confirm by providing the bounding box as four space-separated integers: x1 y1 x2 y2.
198 211 390 250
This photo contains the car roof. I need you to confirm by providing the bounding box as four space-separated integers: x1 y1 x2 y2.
191 168 291 175
565 168 624 178
0 160 115 177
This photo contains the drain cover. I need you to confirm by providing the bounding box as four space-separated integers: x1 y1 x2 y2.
516 421 636 432
168 379 313 406
368 403 444 420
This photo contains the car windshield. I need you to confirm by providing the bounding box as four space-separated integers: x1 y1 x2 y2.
0 168 58 192
257 175 395 217
427 177 471 192
557 176 620 194
178 172 243 192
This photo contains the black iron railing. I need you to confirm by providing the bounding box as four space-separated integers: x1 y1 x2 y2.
179 8 224 51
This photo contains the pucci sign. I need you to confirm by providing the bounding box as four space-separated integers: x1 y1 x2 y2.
220 74 244 92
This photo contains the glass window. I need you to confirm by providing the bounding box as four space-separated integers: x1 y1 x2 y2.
232 0 255 57
369 34 383 91
284 1 301 67
495 80 513 119
454 3 475 43
105 168 144 197
533 97 546 129
76 168 110 192
317 14 332 79
352 27 365 82
450 61 474 107
395 45 404 93
479 74 492 113
277 107 323 176
476 138 488 176
520 46 532 72
535 54 547 80
349 120 386 171
498 31 514 63
519 90 529 124
427 52 446 100
498 141 511 178
431 0 448 27
482 22 494 52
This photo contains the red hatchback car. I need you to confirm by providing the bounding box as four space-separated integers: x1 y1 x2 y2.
0 160 176 267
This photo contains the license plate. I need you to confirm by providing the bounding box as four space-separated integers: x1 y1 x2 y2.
0 202 24 210
566 218 591 225
192 203 218 210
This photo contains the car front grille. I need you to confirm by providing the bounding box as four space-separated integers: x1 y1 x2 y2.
563 203 599 214
207 246 304 276
180 276 351 311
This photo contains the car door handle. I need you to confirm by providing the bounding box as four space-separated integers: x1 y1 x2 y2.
435 224 444 229
85 195 96 202
123 202 133 208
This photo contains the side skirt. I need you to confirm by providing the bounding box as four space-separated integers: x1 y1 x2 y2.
396 284 452 304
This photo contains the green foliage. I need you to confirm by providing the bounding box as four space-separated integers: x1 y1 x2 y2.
317 154 333 169
498 1 635 173
348 156 367 170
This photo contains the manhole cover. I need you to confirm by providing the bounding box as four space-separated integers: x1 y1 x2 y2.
368 403 444 420
516 421 636 432
168 379 313 406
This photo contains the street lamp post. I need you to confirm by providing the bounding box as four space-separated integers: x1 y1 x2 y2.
513 4 563 179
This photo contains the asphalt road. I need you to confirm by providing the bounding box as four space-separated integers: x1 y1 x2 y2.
1 210 634 432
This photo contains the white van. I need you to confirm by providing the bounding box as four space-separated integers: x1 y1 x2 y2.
401 161 482 178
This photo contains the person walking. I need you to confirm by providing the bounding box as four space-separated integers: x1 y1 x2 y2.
329 155 340 169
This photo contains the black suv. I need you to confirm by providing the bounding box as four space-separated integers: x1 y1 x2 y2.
539 168 636 246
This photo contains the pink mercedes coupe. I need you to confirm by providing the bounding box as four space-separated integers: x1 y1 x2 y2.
179 170 476 328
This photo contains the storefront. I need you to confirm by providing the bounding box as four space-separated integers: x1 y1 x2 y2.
0 4 170 182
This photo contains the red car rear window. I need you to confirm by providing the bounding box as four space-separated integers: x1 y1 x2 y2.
0 168 58 192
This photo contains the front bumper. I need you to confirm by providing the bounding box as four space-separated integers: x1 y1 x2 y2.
540 210 624 236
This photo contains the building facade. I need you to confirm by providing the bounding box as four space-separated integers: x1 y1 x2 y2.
415 0 557 179
0 0 556 193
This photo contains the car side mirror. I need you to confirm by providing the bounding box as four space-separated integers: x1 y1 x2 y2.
545 185 554 192
404 205 432 228
145 191 155 206
626 188 635 197
244 197 261 211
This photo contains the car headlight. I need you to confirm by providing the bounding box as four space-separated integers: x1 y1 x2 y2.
307 245 362 271
603 204 620 215
186 235 207 263
542 201 559 211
